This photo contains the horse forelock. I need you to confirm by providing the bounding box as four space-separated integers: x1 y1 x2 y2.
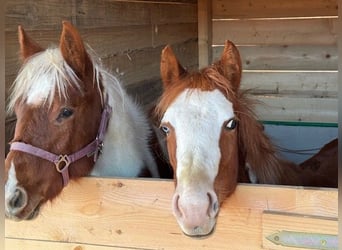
7 46 124 115
7 48 83 113
155 65 236 122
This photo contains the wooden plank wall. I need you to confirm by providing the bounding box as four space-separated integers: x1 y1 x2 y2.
5 177 338 250
206 0 338 123
5 0 198 153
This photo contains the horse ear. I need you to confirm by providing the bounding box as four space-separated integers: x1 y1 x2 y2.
18 25 44 61
59 21 91 78
160 45 186 88
218 40 242 91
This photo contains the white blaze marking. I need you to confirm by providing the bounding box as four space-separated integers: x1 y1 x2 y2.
5 162 19 212
162 89 234 185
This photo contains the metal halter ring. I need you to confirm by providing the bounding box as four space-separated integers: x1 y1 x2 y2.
54 155 71 173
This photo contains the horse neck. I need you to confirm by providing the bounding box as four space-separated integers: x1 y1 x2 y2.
91 73 154 177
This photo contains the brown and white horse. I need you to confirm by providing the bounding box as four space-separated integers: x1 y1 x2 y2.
5 21 161 221
155 41 337 237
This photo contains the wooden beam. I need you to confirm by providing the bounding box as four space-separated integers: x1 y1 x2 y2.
213 18 338 45
197 0 212 68
212 0 338 19
5 178 337 249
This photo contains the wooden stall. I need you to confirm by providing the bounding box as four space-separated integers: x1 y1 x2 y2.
5 0 338 249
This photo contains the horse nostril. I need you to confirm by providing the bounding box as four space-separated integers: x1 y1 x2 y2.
172 194 183 218
207 191 219 218
9 188 27 210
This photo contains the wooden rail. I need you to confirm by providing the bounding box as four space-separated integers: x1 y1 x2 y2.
5 177 338 250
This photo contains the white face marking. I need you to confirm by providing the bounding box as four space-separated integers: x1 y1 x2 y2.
162 89 234 186
26 74 54 105
5 162 19 212
8 48 81 110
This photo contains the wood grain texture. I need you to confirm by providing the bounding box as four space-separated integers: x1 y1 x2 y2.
253 95 337 123
212 45 338 70
198 0 212 68
241 71 337 97
5 178 337 250
212 0 338 19
212 18 338 45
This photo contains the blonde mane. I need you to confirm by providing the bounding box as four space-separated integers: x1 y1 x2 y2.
7 46 124 114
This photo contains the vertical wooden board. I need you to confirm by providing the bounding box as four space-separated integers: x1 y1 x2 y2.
262 211 337 250
5 0 75 31
212 0 338 19
198 0 212 68
212 45 338 70
212 18 338 45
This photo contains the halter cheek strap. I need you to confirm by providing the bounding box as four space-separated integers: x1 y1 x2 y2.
10 104 112 186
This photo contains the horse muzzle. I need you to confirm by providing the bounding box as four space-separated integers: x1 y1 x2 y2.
172 189 219 237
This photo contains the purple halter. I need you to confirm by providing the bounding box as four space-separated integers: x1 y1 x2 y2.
10 102 112 186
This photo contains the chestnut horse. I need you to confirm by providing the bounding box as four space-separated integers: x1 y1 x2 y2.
5 21 161 221
155 41 337 237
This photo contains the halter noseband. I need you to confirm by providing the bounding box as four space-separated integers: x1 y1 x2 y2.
9 102 112 186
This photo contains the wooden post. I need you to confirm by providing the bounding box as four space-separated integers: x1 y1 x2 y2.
198 0 212 68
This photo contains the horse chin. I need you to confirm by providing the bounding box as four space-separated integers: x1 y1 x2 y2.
178 219 217 238
25 204 41 220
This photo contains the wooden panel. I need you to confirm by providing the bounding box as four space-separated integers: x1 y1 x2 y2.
253 96 338 123
152 23 198 47
150 3 197 24
212 0 338 19
198 0 212 68
5 239 121 250
102 40 198 88
6 0 197 31
262 211 337 250
5 178 337 250
5 0 75 31
241 71 338 98
76 1 196 28
212 18 338 45
76 1 151 28
212 45 338 70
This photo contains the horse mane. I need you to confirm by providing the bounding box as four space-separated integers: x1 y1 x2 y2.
234 91 302 185
7 45 124 115
155 66 236 120
156 65 302 185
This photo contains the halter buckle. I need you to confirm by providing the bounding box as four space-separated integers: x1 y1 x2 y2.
55 155 71 173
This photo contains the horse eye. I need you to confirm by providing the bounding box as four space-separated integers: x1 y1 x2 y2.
226 118 237 130
58 108 74 120
160 125 170 135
